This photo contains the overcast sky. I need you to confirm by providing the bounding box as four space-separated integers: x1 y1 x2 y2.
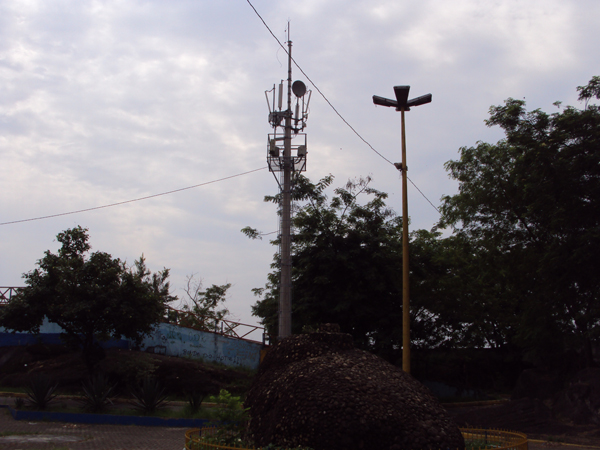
1 0 599 338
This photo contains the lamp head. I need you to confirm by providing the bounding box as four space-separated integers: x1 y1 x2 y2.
394 86 410 107
373 95 398 108
407 93 432 107
373 86 432 111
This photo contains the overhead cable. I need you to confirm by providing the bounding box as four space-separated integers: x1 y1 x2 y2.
0 167 268 226
245 0 440 215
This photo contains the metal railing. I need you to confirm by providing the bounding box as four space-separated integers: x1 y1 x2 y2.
185 427 528 450
0 287 267 343
0 287 21 305
164 306 267 344
460 428 528 450
185 427 256 450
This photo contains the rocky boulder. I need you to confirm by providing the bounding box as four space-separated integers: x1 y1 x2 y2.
553 368 600 425
245 331 465 450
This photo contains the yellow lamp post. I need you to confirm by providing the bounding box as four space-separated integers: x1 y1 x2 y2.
372 86 432 373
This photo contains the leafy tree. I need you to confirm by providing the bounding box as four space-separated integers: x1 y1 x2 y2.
247 175 401 354
246 175 459 359
438 76 600 367
0 226 176 371
411 229 524 350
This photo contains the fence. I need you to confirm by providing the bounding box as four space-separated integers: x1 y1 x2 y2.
185 427 529 450
164 306 268 344
460 428 528 450
0 287 268 344
0 287 20 305
185 427 252 450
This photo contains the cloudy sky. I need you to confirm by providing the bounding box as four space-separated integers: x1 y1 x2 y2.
1 0 599 338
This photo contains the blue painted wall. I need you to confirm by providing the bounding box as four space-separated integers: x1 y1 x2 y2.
0 320 262 370
140 323 262 369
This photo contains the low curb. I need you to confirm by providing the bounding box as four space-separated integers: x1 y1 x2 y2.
6 406 211 428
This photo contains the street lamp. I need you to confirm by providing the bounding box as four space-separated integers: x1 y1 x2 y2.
372 86 432 374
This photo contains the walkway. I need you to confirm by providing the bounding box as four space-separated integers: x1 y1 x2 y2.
0 408 187 450
2 406 599 450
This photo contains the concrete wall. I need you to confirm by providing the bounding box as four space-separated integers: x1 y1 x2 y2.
0 320 262 370
140 323 262 369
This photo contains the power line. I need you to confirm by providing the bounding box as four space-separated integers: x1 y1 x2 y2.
407 177 440 214
0 167 268 226
245 0 441 215
245 0 394 166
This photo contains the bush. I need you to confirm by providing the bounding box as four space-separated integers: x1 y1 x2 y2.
79 373 116 413
202 389 250 445
185 387 207 415
26 375 58 410
13 397 24 410
129 376 168 414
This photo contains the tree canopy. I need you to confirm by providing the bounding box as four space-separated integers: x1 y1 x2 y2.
245 176 461 361
247 176 402 353
246 77 600 370
0 226 176 370
438 76 600 366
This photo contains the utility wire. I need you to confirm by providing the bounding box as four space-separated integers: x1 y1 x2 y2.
246 0 440 215
0 167 268 226
407 178 440 213
245 0 392 167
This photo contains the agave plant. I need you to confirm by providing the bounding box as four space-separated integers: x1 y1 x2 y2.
129 376 169 414
79 373 116 413
13 397 25 410
26 375 59 410
185 387 207 414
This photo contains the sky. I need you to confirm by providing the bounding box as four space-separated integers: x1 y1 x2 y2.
1 0 599 340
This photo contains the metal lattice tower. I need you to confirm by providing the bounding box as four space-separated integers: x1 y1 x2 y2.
264 35 311 339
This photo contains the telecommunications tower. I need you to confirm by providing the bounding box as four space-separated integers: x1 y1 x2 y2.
265 34 311 339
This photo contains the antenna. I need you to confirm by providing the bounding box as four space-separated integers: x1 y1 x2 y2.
264 32 311 339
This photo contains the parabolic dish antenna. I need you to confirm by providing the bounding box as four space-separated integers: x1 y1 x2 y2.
292 80 307 97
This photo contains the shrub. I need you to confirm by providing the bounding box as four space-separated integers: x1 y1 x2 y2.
185 387 207 415
79 373 116 413
129 376 168 414
204 389 250 445
26 375 58 410
13 397 24 410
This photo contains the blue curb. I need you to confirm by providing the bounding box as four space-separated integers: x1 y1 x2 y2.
8 406 211 428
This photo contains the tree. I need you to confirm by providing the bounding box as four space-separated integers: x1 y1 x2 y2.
176 274 232 333
0 226 176 371
438 76 600 367
245 175 459 360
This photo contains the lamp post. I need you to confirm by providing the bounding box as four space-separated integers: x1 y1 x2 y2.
372 86 431 373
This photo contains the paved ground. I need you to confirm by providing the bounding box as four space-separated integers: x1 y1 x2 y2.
2 406 600 450
0 408 188 450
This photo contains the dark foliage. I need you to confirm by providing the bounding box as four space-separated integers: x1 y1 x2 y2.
129 376 169 414
0 226 176 373
26 374 59 410
79 373 116 413
438 76 600 367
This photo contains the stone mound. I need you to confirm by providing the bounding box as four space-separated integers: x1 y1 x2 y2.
553 368 600 425
245 331 465 450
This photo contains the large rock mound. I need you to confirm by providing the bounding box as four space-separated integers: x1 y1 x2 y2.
245 331 464 450
553 368 600 425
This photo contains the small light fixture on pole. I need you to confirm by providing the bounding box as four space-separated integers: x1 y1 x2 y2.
372 86 431 374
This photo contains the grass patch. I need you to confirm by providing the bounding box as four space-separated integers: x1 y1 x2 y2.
0 431 40 437
464 440 497 450
0 386 28 394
